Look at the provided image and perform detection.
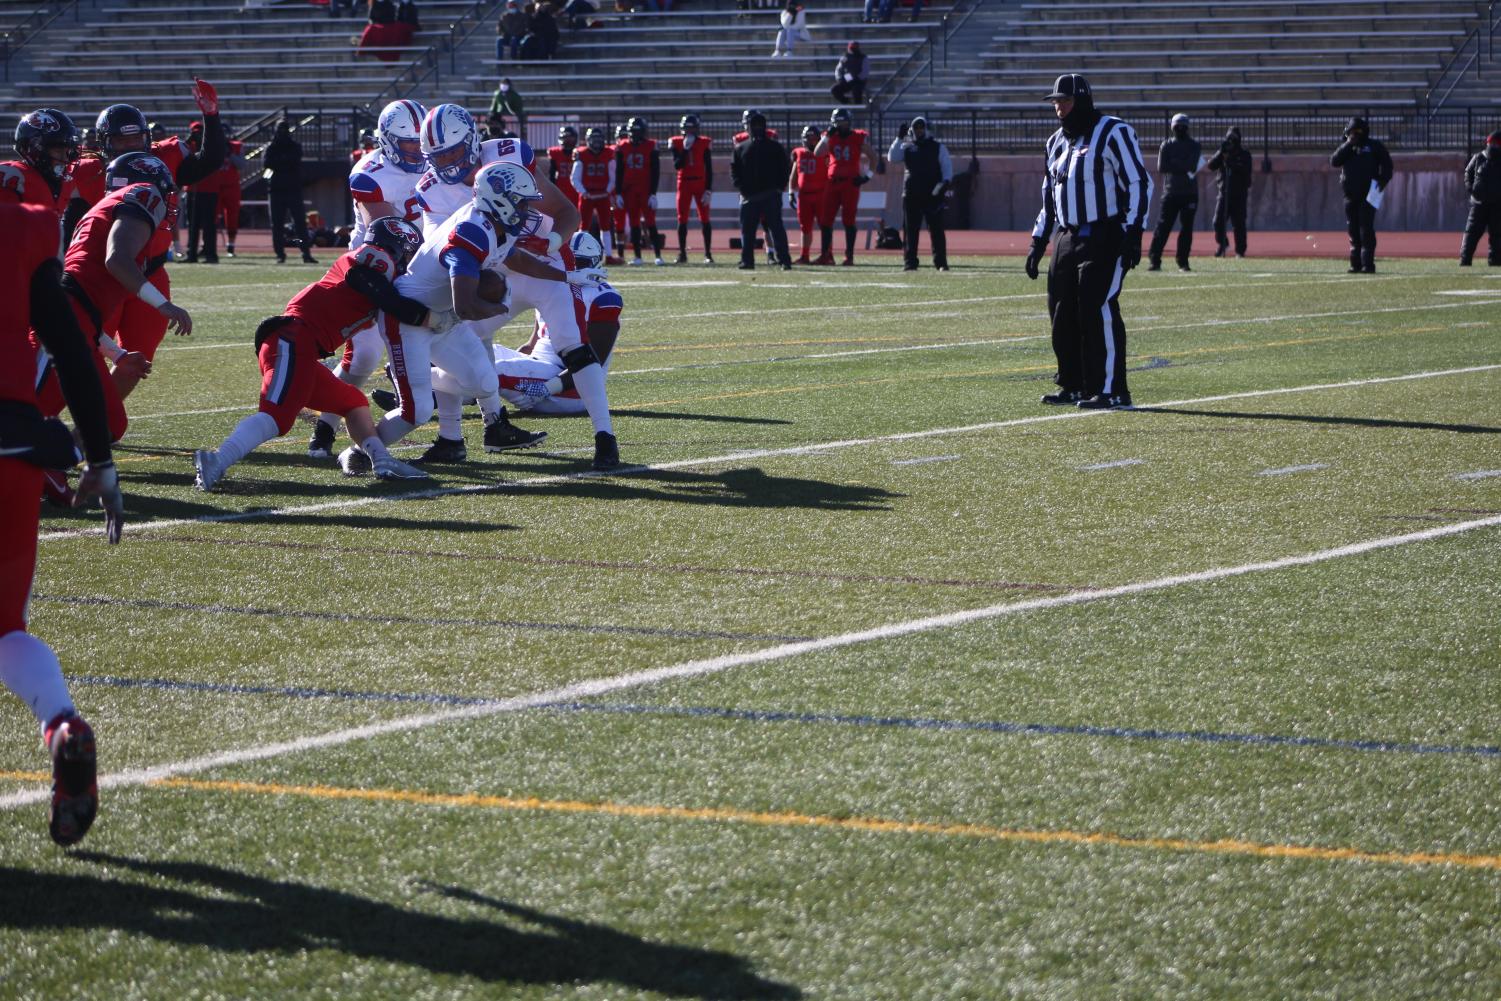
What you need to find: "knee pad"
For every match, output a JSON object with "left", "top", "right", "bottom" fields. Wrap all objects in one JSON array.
[{"left": 561, "top": 344, "right": 600, "bottom": 374}]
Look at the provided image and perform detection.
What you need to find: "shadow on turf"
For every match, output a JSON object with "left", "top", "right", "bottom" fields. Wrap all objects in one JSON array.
[
  {"left": 1138, "top": 407, "right": 1501, "bottom": 435},
  {"left": 3, "top": 855, "right": 800, "bottom": 999},
  {"left": 542, "top": 465, "right": 902, "bottom": 511},
  {"left": 607, "top": 409, "right": 795, "bottom": 426}
]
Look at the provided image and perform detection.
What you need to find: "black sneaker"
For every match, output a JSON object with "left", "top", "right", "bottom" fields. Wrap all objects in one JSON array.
[
  {"left": 370, "top": 388, "right": 399, "bottom": 412},
  {"left": 483, "top": 410, "right": 547, "bottom": 453},
  {"left": 1214, "top": 245, "right": 1227, "bottom": 258},
  {"left": 675, "top": 250, "right": 688, "bottom": 264},
  {"left": 307, "top": 420, "right": 337, "bottom": 459},
  {"left": 1077, "top": 393, "right": 1133, "bottom": 410},
  {"left": 1041, "top": 389, "right": 1085, "bottom": 405},
  {"left": 1177, "top": 261, "right": 1191, "bottom": 272},
  {"left": 1147, "top": 260, "right": 1161, "bottom": 271},
  {"left": 592, "top": 431, "right": 620, "bottom": 471},
  {"left": 302, "top": 254, "right": 320, "bottom": 265},
  {"left": 414, "top": 435, "right": 468, "bottom": 464}
]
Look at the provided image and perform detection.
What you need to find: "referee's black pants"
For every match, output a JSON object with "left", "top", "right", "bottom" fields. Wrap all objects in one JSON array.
[
  {"left": 1048, "top": 223, "right": 1130, "bottom": 399},
  {"left": 901, "top": 191, "right": 946, "bottom": 268},
  {"left": 738, "top": 191, "right": 790, "bottom": 268},
  {"left": 1148, "top": 191, "right": 1196, "bottom": 267},
  {"left": 187, "top": 190, "right": 219, "bottom": 262},
  {"left": 1344, "top": 197, "right": 1377, "bottom": 271}
]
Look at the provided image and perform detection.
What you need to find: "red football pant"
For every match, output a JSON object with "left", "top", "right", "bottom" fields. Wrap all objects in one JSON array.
[
  {"left": 219, "top": 189, "right": 241, "bottom": 241},
  {"left": 676, "top": 187, "right": 709, "bottom": 225},
  {"left": 579, "top": 197, "right": 613, "bottom": 236},
  {"left": 258, "top": 326, "right": 368, "bottom": 435},
  {"left": 623, "top": 192, "right": 656, "bottom": 230},
  {"left": 818, "top": 179, "right": 859, "bottom": 229},
  {"left": 797, "top": 188, "right": 823, "bottom": 240},
  {"left": 35, "top": 300, "right": 129, "bottom": 442},
  {"left": 0, "top": 457, "right": 42, "bottom": 635},
  {"left": 103, "top": 267, "right": 171, "bottom": 362}
]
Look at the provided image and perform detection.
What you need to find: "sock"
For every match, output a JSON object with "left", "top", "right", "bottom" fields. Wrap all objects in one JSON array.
[
  {"left": 820, "top": 226, "right": 833, "bottom": 257},
  {"left": 360, "top": 435, "right": 391, "bottom": 463},
  {"left": 435, "top": 389, "right": 464, "bottom": 440},
  {"left": 0, "top": 631, "right": 75, "bottom": 735},
  {"left": 477, "top": 392, "right": 503, "bottom": 422},
  {"left": 844, "top": 226, "right": 857, "bottom": 258},
  {"left": 571, "top": 362, "right": 612, "bottom": 435},
  {"left": 702, "top": 224, "right": 712, "bottom": 253},
  {"left": 601, "top": 232, "right": 613, "bottom": 257},
  {"left": 677, "top": 222, "right": 688, "bottom": 252},
  {"left": 377, "top": 413, "right": 414, "bottom": 446},
  {"left": 630, "top": 225, "right": 642, "bottom": 257},
  {"left": 216, "top": 411, "right": 279, "bottom": 469}
]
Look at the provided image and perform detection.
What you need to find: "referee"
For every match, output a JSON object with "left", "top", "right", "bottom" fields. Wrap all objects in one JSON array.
[{"left": 1024, "top": 74, "right": 1153, "bottom": 409}]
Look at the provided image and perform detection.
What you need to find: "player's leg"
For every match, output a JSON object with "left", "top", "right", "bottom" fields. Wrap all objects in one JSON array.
[
  {"left": 305, "top": 363, "right": 426, "bottom": 479},
  {"left": 796, "top": 190, "right": 816, "bottom": 262},
  {"left": 114, "top": 268, "right": 172, "bottom": 365},
  {"left": 816, "top": 184, "right": 839, "bottom": 264},
  {"left": 926, "top": 197, "right": 947, "bottom": 270},
  {"left": 840, "top": 184, "right": 859, "bottom": 264},
  {"left": 1044, "top": 233, "right": 1085, "bottom": 401},
  {"left": 644, "top": 201, "right": 662, "bottom": 264},
  {"left": 531, "top": 280, "right": 615, "bottom": 465},
  {"left": 433, "top": 325, "right": 546, "bottom": 453},
  {"left": 376, "top": 315, "right": 437, "bottom": 447},
  {"left": 195, "top": 325, "right": 308, "bottom": 490},
  {"left": 1147, "top": 194, "right": 1175, "bottom": 268},
  {"left": 1176, "top": 199, "right": 1196, "bottom": 269},
  {"left": 312, "top": 324, "right": 385, "bottom": 455},
  {"left": 696, "top": 190, "right": 713, "bottom": 263},
  {"left": 901, "top": 192, "right": 922, "bottom": 270},
  {"left": 675, "top": 188, "right": 691, "bottom": 262},
  {"left": 626, "top": 197, "right": 644, "bottom": 262}
]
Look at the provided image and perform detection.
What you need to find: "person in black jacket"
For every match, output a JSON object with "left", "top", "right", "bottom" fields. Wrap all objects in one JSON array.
[
  {"left": 1331, "top": 116, "right": 1393, "bottom": 274},
  {"left": 730, "top": 113, "right": 791, "bottom": 270},
  {"left": 887, "top": 116, "right": 953, "bottom": 271},
  {"left": 264, "top": 119, "right": 318, "bottom": 265},
  {"left": 1460, "top": 130, "right": 1501, "bottom": 266},
  {"left": 1147, "top": 113, "right": 1201, "bottom": 271},
  {"left": 1206, "top": 127, "right": 1252, "bottom": 258}
]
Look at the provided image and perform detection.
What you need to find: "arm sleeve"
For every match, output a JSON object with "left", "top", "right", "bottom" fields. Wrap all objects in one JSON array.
[
  {"left": 1030, "top": 149, "right": 1055, "bottom": 240},
  {"left": 703, "top": 148, "right": 713, "bottom": 189},
  {"left": 174, "top": 115, "right": 228, "bottom": 187},
  {"left": 1466, "top": 155, "right": 1480, "bottom": 193},
  {"left": 1377, "top": 145, "right": 1394, "bottom": 188},
  {"left": 29, "top": 259, "right": 112, "bottom": 465},
  {"left": 344, "top": 264, "right": 430, "bottom": 325},
  {"left": 605, "top": 158, "right": 615, "bottom": 193},
  {"left": 938, "top": 144, "right": 953, "bottom": 182},
  {"left": 570, "top": 159, "right": 584, "bottom": 192},
  {"left": 63, "top": 197, "right": 89, "bottom": 246},
  {"left": 1330, "top": 143, "right": 1353, "bottom": 167},
  {"left": 650, "top": 148, "right": 660, "bottom": 191},
  {"left": 1112, "top": 124, "right": 1153, "bottom": 229}
]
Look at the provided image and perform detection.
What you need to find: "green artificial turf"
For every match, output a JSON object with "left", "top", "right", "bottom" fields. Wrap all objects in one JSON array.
[{"left": 1, "top": 254, "right": 1498, "bottom": 999}]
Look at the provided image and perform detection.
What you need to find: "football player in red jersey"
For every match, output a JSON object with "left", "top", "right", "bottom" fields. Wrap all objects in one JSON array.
[
  {"left": 669, "top": 114, "right": 714, "bottom": 264},
  {"left": 547, "top": 125, "right": 580, "bottom": 208},
  {"left": 789, "top": 125, "right": 829, "bottom": 264},
  {"left": 615, "top": 116, "right": 662, "bottom": 266},
  {"left": 64, "top": 81, "right": 225, "bottom": 371},
  {"left": 38, "top": 154, "right": 190, "bottom": 448},
  {"left": 0, "top": 109, "right": 81, "bottom": 223},
  {"left": 609, "top": 124, "right": 630, "bottom": 262},
  {"left": 572, "top": 127, "right": 619, "bottom": 263},
  {"left": 813, "top": 106, "right": 875, "bottom": 265},
  {"left": 1, "top": 201, "right": 126, "bottom": 847},
  {"left": 193, "top": 217, "right": 443, "bottom": 490},
  {"left": 217, "top": 137, "right": 245, "bottom": 257}
]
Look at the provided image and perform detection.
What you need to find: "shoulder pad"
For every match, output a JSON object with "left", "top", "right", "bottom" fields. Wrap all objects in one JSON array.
[
  {"left": 349, "top": 171, "right": 386, "bottom": 201},
  {"left": 121, "top": 183, "right": 168, "bottom": 227}
]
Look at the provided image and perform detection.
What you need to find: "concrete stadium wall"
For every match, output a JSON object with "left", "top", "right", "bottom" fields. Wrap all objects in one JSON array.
[{"left": 921, "top": 153, "right": 1475, "bottom": 232}]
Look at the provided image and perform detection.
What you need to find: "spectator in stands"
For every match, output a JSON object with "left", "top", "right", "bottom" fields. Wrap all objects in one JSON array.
[
  {"left": 530, "top": 2, "right": 560, "bottom": 58},
  {"left": 396, "top": 0, "right": 419, "bottom": 28},
  {"left": 1207, "top": 127, "right": 1251, "bottom": 258},
  {"left": 1331, "top": 116, "right": 1393, "bottom": 274},
  {"left": 888, "top": 115, "right": 951, "bottom": 271},
  {"left": 771, "top": 0, "right": 812, "bottom": 57},
  {"left": 489, "top": 78, "right": 528, "bottom": 134},
  {"left": 368, "top": 0, "right": 395, "bottom": 23},
  {"left": 184, "top": 121, "right": 220, "bottom": 264},
  {"left": 1460, "top": 131, "right": 1501, "bottom": 266},
  {"left": 831, "top": 42, "right": 868, "bottom": 106},
  {"left": 328, "top": 0, "right": 357, "bottom": 16},
  {"left": 561, "top": 0, "right": 596, "bottom": 29},
  {"left": 1147, "top": 113, "right": 1200, "bottom": 272},
  {"left": 497, "top": 0, "right": 528, "bottom": 60},
  {"left": 731, "top": 112, "right": 792, "bottom": 270},
  {"left": 357, "top": 0, "right": 413, "bottom": 60},
  {"left": 263, "top": 119, "right": 318, "bottom": 265},
  {"left": 863, "top": 0, "right": 920, "bottom": 22}
]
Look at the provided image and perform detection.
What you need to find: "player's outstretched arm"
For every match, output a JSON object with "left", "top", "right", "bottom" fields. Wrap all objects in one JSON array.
[{"left": 106, "top": 213, "right": 191, "bottom": 335}]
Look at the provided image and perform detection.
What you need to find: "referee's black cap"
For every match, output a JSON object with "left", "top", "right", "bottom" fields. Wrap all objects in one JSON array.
[{"left": 1046, "top": 74, "right": 1091, "bottom": 101}]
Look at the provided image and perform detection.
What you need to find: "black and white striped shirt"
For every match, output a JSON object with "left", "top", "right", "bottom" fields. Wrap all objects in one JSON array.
[{"left": 1032, "top": 115, "right": 1153, "bottom": 239}]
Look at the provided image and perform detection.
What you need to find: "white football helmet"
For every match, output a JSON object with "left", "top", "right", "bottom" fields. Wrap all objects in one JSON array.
[
  {"left": 568, "top": 230, "right": 604, "bottom": 270},
  {"left": 377, "top": 99, "right": 426, "bottom": 174},
  {"left": 420, "top": 103, "right": 479, "bottom": 184},
  {"left": 472, "top": 161, "right": 540, "bottom": 235}
]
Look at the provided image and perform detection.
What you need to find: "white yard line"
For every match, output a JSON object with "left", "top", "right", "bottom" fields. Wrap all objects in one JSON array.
[
  {"left": 1454, "top": 470, "right": 1501, "bottom": 481},
  {"left": 1260, "top": 463, "right": 1330, "bottom": 476},
  {"left": 891, "top": 455, "right": 961, "bottom": 466},
  {"left": 7, "top": 510, "right": 1500, "bottom": 810},
  {"left": 1079, "top": 459, "right": 1145, "bottom": 471},
  {"left": 39, "top": 363, "right": 1501, "bottom": 545}
]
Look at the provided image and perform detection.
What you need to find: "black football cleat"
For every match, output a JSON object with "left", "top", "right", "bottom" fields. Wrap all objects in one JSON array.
[
  {"left": 483, "top": 410, "right": 547, "bottom": 453},
  {"left": 46, "top": 713, "right": 97, "bottom": 847},
  {"left": 369, "top": 388, "right": 399, "bottom": 412},
  {"left": 1076, "top": 393, "right": 1134, "bottom": 410},
  {"left": 414, "top": 435, "right": 468, "bottom": 464},
  {"left": 1041, "top": 389, "right": 1085, "bottom": 406},
  {"left": 592, "top": 431, "right": 620, "bottom": 471},
  {"left": 307, "top": 420, "right": 337, "bottom": 459}
]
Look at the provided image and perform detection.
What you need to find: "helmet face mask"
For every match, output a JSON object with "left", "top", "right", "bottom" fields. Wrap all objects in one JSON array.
[
  {"left": 420, "top": 103, "right": 480, "bottom": 184},
  {"left": 377, "top": 100, "right": 426, "bottom": 174},
  {"left": 615, "top": 125, "right": 629, "bottom": 142},
  {"left": 627, "top": 116, "right": 647, "bottom": 142},
  {"left": 585, "top": 127, "right": 606, "bottom": 153},
  {"left": 568, "top": 230, "right": 604, "bottom": 270},
  {"left": 105, "top": 151, "right": 178, "bottom": 227},
  {"left": 16, "top": 109, "right": 82, "bottom": 179},
  {"left": 830, "top": 108, "right": 851, "bottom": 134},
  {"left": 680, "top": 114, "right": 699, "bottom": 135},
  {"left": 802, "top": 125, "right": 819, "bottom": 149},
  {"left": 559, "top": 125, "right": 578, "bottom": 149},
  {"left": 473, "top": 161, "right": 541, "bottom": 235}
]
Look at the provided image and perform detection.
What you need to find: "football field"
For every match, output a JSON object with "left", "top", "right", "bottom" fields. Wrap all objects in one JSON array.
[{"left": 3, "top": 254, "right": 1500, "bottom": 999}]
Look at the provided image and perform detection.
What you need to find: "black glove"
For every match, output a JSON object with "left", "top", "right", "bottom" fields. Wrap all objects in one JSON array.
[
  {"left": 853, "top": 173, "right": 871, "bottom": 187},
  {"left": 1122, "top": 226, "right": 1143, "bottom": 271},
  {"left": 1024, "top": 236, "right": 1046, "bottom": 280}
]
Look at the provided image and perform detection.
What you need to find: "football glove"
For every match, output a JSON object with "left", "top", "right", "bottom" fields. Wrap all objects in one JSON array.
[
  {"left": 788, "top": 191, "right": 797, "bottom": 210},
  {"left": 565, "top": 268, "right": 607, "bottom": 285},
  {"left": 1122, "top": 225, "right": 1143, "bottom": 271},
  {"left": 191, "top": 78, "right": 220, "bottom": 116},
  {"left": 853, "top": 173, "right": 871, "bottom": 187},
  {"left": 517, "top": 378, "right": 551, "bottom": 399},
  {"left": 1024, "top": 236, "right": 1047, "bottom": 280},
  {"left": 426, "top": 308, "right": 459, "bottom": 333},
  {"left": 76, "top": 461, "right": 124, "bottom": 544}
]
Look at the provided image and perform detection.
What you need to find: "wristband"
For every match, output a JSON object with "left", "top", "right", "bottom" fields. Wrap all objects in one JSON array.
[
  {"left": 136, "top": 282, "right": 168, "bottom": 309},
  {"left": 96, "top": 332, "right": 125, "bottom": 361}
]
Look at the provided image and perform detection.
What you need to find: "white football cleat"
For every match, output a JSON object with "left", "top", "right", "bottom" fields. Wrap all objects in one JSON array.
[
  {"left": 193, "top": 449, "right": 225, "bottom": 492},
  {"left": 373, "top": 453, "right": 431, "bottom": 480},
  {"left": 627, "top": 257, "right": 643, "bottom": 266},
  {"left": 338, "top": 446, "right": 373, "bottom": 477},
  {"left": 654, "top": 256, "right": 665, "bottom": 266}
]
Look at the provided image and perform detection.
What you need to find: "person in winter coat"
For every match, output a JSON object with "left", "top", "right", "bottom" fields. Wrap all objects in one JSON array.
[
  {"left": 1148, "top": 112, "right": 1201, "bottom": 271},
  {"left": 771, "top": 0, "right": 812, "bottom": 57},
  {"left": 1460, "top": 130, "right": 1501, "bottom": 266},
  {"left": 830, "top": 42, "right": 867, "bottom": 104},
  {"left": 1206, "top": 126, "right": 1252, "bottom": 257},
  {"left": 1331, "top": 116, "right": 1394, "bottom": 274}
]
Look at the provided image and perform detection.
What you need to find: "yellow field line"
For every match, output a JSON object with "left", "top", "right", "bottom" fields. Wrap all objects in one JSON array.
[{"left": 126, "top": 776, "right": 1498, "bottom": 873}]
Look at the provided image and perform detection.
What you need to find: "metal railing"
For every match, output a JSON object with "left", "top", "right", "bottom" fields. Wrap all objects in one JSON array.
[
  {"left": 1, "top": 0, "right": 82, "bottom": 82},
  {"left": 1425, "top": 0, "right": 1499, "bottom": 115},
  {"left": 871, "top": 0, "right": 987, "bottom": 112},
  {"left": 363, "top": 0, "right": 495, "bottom": 113}
]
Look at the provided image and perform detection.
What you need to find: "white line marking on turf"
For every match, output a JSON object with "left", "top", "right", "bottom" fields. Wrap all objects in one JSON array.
[
  {"left": 1078, "top": 458, "right": 1144, "bottom": 471},
  {"left": 37, "top": 364, "right": 1501, "bottom": 543},
  {"left": 1434, "top": 290, "right": 1501, "bottom": 296},
  {"left": 9, "top": 512, "right": 1501, "bottom": 810},
  {"left": 892, "top": 455, "right": 961, "bottom": 466},
  {"left": 1454, "top": 470, "right": 1501, "bottom": 480},
  {"left": 1259, "top": 463, "right": 1330, "bottom": 476}
]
